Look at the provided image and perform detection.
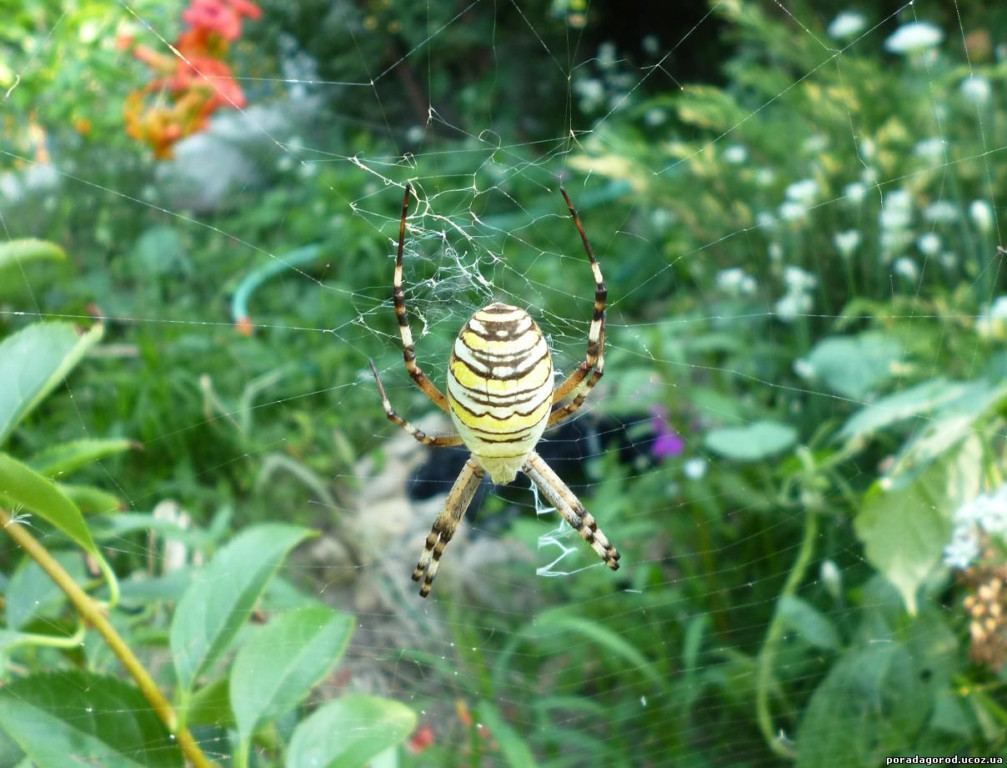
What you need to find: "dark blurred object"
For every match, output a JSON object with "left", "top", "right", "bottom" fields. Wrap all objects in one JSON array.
[{"left": 407, "top": 412, "right": 659, "bottom": 530}]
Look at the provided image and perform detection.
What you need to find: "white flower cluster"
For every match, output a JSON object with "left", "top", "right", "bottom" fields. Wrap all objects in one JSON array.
[
  {"left": 775, "top": 265, "right": 817, "bottom": 321},
  {"left": 715, "top": 267, "right": 757, "bottom": 297},
  {"left": 880, "top": 189, "right": 914, "bottom": 257},
  {"left": 945, "top": 485, "right": 1007, "bottom": 570},
  {"left": 779, "top": 178, "right": 819, "bottom": 222}
]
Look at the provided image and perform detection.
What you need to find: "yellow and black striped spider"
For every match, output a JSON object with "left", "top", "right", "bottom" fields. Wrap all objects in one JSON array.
[{"left": 369, "top": 184, "right": 621, "bottom": 597}]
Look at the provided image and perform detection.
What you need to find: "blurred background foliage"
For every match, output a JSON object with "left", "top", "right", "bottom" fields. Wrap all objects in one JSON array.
[{"left": 1, "top": 0, "right": 1007, "bottom": 766}]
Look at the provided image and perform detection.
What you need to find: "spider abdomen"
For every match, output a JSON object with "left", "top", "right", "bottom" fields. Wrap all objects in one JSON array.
[{"left": 447, "top": 303, "right": 554, "bottom": 483}]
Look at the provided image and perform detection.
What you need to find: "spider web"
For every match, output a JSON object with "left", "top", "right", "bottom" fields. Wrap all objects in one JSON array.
[{"left": 0, "top": 0, "right": 1005, "bottom": 765}]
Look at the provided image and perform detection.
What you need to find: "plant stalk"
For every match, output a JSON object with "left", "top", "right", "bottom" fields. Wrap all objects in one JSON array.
[
  {"left": 0, "top": 507, "right": 217, "bottom": 768},
  {"left": 755, "top": 505, "right": 818, "bottom": 760}
]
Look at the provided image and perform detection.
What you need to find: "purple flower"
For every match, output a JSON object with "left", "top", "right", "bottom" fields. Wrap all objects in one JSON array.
[{"left": 651, "top": 405, "right": 685, "bottom": 460}]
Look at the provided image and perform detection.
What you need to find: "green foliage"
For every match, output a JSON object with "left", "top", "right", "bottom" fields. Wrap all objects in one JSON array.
[{"left": 2, "top": 2, "right": 1007, "bottom": 767}]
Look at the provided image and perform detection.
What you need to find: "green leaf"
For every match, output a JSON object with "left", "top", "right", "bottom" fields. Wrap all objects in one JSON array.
[
  {"left": 0, "top": 452, "right": 96, "bottom": 554},
  {"left": 532, "top": 612, "right": 665, "bottom": 689},
  {"left": 889, "top": 379, "right": 1007, "bottom": 479},
  {"left": 801, "top": 332, "right": 901, "bottom": 401},
  {"left": 285, "top": 695, "right": 416, "bottom": 768},
  {"left": 0, "top": 671, "right": 182, "bottom": 768},
  {"left": 704, "top": 420, "right": 797, "bottom": 461},
  {"left": 777, "top": 595, "right": 840, "bottom": 651},
  {"left": 58, "top": 483, "right": 122, "bottom": 514},
  {"left": 26, "top": 438, "right": 134, "bottom": 478},
  {"left": 185, "top": 677, "right": 233, "bottom": 729},
  {"left": 170, "top": 524, "right": 314, "bottom": 692},
  {"left": 6, "top": 550, "right": 88, "bottom": 630},
  {"left": 475, "top": 701, "right": 537, "bottom": 768},
  {"left": 0, "top": 322, "right": 104, "bottom": 446},
  {"left": 232, "top": 604, "right": 355, "bottom": 744},
  {"left": 0, "top": 239, "right": 65, "bottom": 271},
  {"left": 795, "top": 644, "right": 930, "bottom": 768},
  {"left": 854, "top": 437, "right": 982, "bottom": 614},
  {"left": 838, "top": 378, "right": 966, "bottom": 445}
]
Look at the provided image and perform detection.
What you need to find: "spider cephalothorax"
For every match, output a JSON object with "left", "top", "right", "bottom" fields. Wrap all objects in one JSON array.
[{"left": 369, "top": 183, "right": 620, "bottom": 596}]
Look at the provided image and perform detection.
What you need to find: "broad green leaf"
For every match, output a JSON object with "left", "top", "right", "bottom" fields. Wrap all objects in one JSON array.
[
  {"left": 889, "top": 379, "right": 1007, "bottom": 479},
  {"left": 801, "top": 332, "right": 901, "bottom": 401},
  {"left": 58, "top": 483, "right": 122, "bottom": 514},
  {"left": 777, "top": 595, "right": 840, "bottom": 651},
  {"left": 854, "top": 437, "right": 982, "bottom": 614},
  {"left": 285, "top": 695, "right": 416, "bottom": 768},
  {"left": 6, "top": 550, "right": 88, "bottom": 630},
  {"left": 185, "top": 677, "right": 233, "bottom": 729},
  {"left": 795, "top": 644, "right": 930, "bottom": 768},
  {"left": 0, "top": 322, "right": 104, "bottom": 446},
  {"left": 232, "top": 604, "right": 355, "bottom": 744},
  {"left": 475, "top": 702, "right": 537, "bottom": 768},
  {"left": 0, "top": 452, "right": 96, "bottom": 554},
  {"left": 170, "top": 524, "right": 314, "bottom": 691},
  {"left": 26, "top": 438, "right": 134, "bottom": 478},
  {"left": 0, "top": 239, "right": 65, "bottom": 271},
  {"left": 0, "top": 671, "right": 182, "bottom": 768},
  {"left": 704, "top": 420, "right": 796, "bottom": 461},
  {"left": 838, "top": 378, "right": 967, "bottom": 445}
]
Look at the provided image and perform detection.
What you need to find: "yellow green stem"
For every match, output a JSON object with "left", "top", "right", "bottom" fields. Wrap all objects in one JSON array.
[{"left": 0, "top": 506, "right": 217, "bottom": 768}]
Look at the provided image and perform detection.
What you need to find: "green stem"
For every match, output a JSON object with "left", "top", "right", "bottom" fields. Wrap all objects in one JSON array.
[
  {"left": 755, "top": 505, "right": 818, "bottom": 761},
  {"left": 0, "top": 506, "right": 217, "bottom": 768}
]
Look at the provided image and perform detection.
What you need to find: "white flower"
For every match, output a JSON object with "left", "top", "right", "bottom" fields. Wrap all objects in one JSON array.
[
  {"left": 917, "top": 232, "right": 940, "bottom": 255},
  {"left": 651, "top": 208, "right": 673, "bottom": 231},
  {"left": 785, "top": 178, "right": 819, "bottom": 204},
  {"left": 755, "top": 168, "right": 775, "bottom": 187},
  {"left": 990, "top": 296, "right": 1007, "bottom": 320},
  {"left": 884, "top": 21, "right": 943, "bottom": 55},
  {"left": 803, "top": 135, "right": 828, "bottom": 154},
  {"left": 644, "top": 108, "right": 667, "bottom": 126},
  {"left": 860, "top": 166, "right": 879, "bottom": 185},
  {"left": 939, "top": 252, "right": 958, "bottom": 270},
  {"left": 775, "top": 292, "right": 812, "bottom": 321},
  {"left": 716, "top": 268, "right": 757, "bottom": 296},
  {"left": 881, "top": 229, "right": 914, "bottom": 256},
  {"left": 684, "top": 458, "right": 707, "bottom": 480},
  {"left": 723, "top": 145, "right": 748, "bottom": 164},
  {"left": 859, "top": 138, "right": 877, "bottom": 161},
  {"left": 828, "top": 12, "right": 867, "bottom": 40},
  {"left": 923, "top": 200, "right": 959, "bottom": 223},
  {"left": 717, "top": 267, "right": 745, "bottom": 292},
  {"left": 943, "top": 526, "right": 979, "bottom": 570},
  {"left": 893, "top": 257, "right": 919, "bottom": 281},
  {"left": 642, "top": 35, "right": 659, "bottom": 55},
  {"left": 969, "top": 199, "right": 993, "bottom": 232},
  {"left": 834, "top": 230, "right": 862, "bottom": 258},
  {"left": 914, "top": 137, "right": 946, "bottom": 163},
  {"left": 756, "top": 211, "right": 776, "bottom": 229},
  {"left": 960, "top": 76, "right": 992, "bottom": 105},
  {"left": 880, "top": 190, "right": 913, "bottom": 230},
  {"left": 597, "top": 41, "right": 617, "bottom": 70},
  {"left": 793, "top": 358, "right": 816, "bottom": 379},
  {"left": 820, "top": 559, "right": 842, "bottom": 600},
  {"left": 779, "top": 201, "right": 809, "bottom": 222},
  {"left": 768, "top": 242, "right": 783, "bottom": 262},
  {"left": 406, "top": 125, "right": 425, "bottom": 144},
  {"left": 575, "top": 78, "right": 604, "bottom": 111},
  {"left": 844, "top": 182, "right": 867, "bottom": 205},
  {"left": 783, "top": 265, "right": 817, "bottom": 292}
]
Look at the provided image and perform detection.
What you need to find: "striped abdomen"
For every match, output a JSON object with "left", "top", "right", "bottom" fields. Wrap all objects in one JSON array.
[{"left": 447, "top": 303, "right": 553, "bottom": 483}]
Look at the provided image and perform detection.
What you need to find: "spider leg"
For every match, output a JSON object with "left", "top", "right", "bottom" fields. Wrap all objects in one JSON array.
[
  {"left": 412, "top": 457, "right": 486, "bottom": 597},
  {"left": 523, "top": 451, "right": 620, "bottom": 570},
  {"left": 393, "top": 184, "right": 451, "bottom": 414},
  {"left": 369, "top": 360, "right": 463, "bottom": 447},
  {"left": 552, "top": 187, "right": 606, "bottom": 405}
]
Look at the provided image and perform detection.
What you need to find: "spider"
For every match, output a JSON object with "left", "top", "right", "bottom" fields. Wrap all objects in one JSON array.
[{"left": 369, "top": 183, "right": 621, "bottom": 597}]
